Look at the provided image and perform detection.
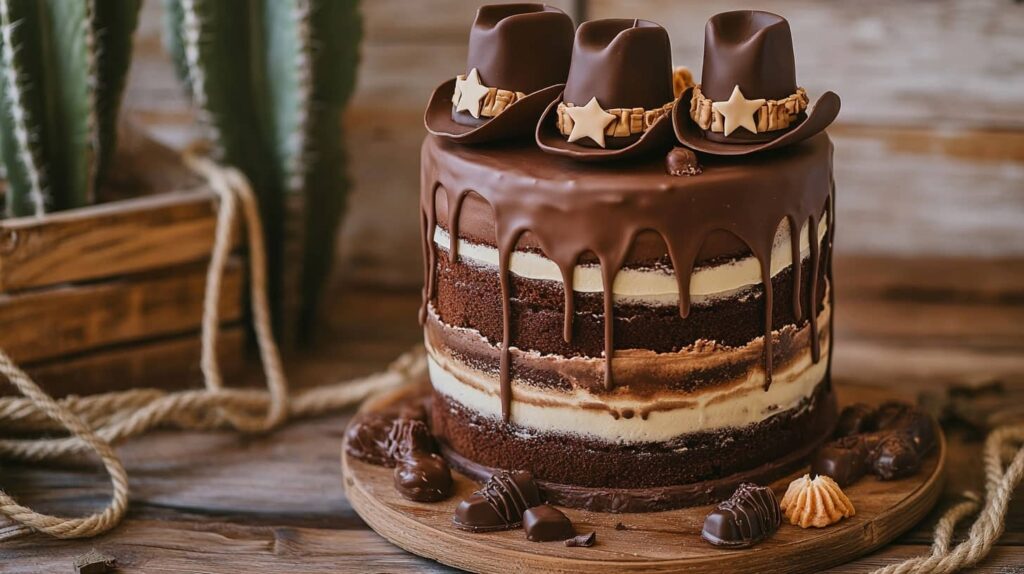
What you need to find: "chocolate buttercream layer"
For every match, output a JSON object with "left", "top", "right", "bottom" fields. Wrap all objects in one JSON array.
[
  {"left": 433, "top": 383, "right": 836, "bottom": 511},
  {"left": 426, "top": 299, "right": 830, "bottom": 397},
  {"left": 435, "top": 247, "right": 828, "bottom": 358}
]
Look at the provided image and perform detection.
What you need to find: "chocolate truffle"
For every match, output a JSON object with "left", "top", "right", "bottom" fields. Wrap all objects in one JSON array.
[
  {"left": 523, "top": 504, "right": 574, "bottom": 542},
  {"left": 811, "top": 435, "right": 869, "bottom": 487},
  {"left": 871, "top": 433, "right": 921, "bottom": 480},
  {"left": 394, "top": 453, "right": 453, "bottom": 502},
  {"left": 701, "top": 483, "right": 781, "bottom": 548},
  {"left": 453, "top": 470, "right": 542, "bottom": 532},
  {"left": 665, "top": 146, "right": 702, "bottom": 176},
  {"left": 894, "top": 410, "right": 937, "bottom": 455},
  {"left": 834, "top": 403, "right": 877, "bottom": 437}
]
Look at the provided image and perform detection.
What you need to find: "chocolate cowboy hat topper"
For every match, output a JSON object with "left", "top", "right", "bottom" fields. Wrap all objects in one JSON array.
[
  {"left": 673, "top": 10, "right": 840, "bottom": 156},
  {"left": 424, "top": 4, "right": 574, "bottom": 145},
  {"left": 536, "top": 18, "right": 677, "bottom": 162}
]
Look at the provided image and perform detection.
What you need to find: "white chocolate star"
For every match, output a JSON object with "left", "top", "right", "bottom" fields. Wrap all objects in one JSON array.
[
  {"left": 564, "top": 97, "right": 616, "bottom": 148},
  {"left": 454, "top": 68, "right": 490, "bottom": 119},
  {"left": 712, "top": 85, "right": 766, "bottom": 137}
]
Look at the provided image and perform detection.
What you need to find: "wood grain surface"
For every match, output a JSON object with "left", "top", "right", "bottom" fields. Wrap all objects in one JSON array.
[{"left": 342, "top": 383, "right": 946, "bottom": 574}]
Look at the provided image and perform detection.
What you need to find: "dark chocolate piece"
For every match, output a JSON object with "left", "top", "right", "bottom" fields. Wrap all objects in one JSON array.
[
  {"left": 811, "top": 435, "right": 868, "bottom": 487},
  {"left": 871, "top": 434, "right": 921, "bottom": 480},
  {"left": 874, "top": 401, "right": 913, "bottom": 431},
  {"left": 564, "top": 531, "right": 596, "bottom": 547},
  {"left": 386, "top": 417, "right": 435, "bottom": 461},
  {"left": 453, "top": 470, "right": 542, "bottom": 532},
  {"left": 614, "top": 522, "right": 627, "bottom": 531},
  {"left": 897, "top": 410, "right": 937, "bottom": 455},
  {"left": 344, "top": 414, "right": 395, "bottom": 466},
  {"left": 345, "top": 414, "right": 435, "bottom": 467},
  {"left": 701, "top": 483, "right": 781, "bottom": 548},
  {"left": 74, "top": 549, "right": 116, "bottom": 574},
  {"left": 394, "top": 453, "right": 453, "bottom": 502},
  {"left": 523, "top": 504, "right": 574, "bottom": 542},
  {"left": 834, "top": 403, "right": 877, "bottom": 437},
  {"left": 665, "top": 147, "right": 702, "bottom": 176}
]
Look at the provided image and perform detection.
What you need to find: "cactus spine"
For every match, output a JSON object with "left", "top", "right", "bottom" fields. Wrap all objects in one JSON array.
[
  {"left": 163, "top": 0, "right": 362, "bottom": 337},
  {"left": 0, "top": 0, "right": 141, "bottom": 216}
]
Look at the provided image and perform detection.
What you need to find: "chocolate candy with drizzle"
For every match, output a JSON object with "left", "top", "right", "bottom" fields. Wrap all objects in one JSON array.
[
  {"left": 345, "top": 414, "right": 433, "bottom": 468},
  {"left": 420, "top": 134, "right": 834, "bottom": 422},
  {"left": 453, "top": 470, "right": 542, "bottom": 532},
  {"left": 701, "top": 483, "right": 781, "bottom": 548}
]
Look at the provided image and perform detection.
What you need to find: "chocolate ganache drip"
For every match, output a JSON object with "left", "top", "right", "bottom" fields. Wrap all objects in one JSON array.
[{"left": 420, "top": 135, "right": 833, "bottom": 422}]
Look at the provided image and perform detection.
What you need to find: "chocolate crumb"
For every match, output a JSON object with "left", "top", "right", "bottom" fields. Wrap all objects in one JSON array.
[
  {"left": 614, "top": 522, "right": 626, "bottom": 531},
  {"left": 73, "top": 549, "right": 116, "bottom": 574},
  {"left": 565, "top": 531, "right": 597, "bottom": 547}
]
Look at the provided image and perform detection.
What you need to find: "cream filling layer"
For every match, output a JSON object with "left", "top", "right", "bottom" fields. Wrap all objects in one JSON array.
[
  {"left": 427, "top": 333, "right": 830, "bottom": 444},
  {"left": 434, "top": 218, "right": 828, "bottom": 305}
]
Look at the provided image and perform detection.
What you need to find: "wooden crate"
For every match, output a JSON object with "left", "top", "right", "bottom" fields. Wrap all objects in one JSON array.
[{"left": 0, "top": 144, "right": 246, "bottom": 398}]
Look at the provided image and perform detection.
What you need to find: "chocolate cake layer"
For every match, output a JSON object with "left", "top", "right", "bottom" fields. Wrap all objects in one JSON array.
[
  {"left": 426, "top": 302, "right": 830, "bottom": 396},
  {"left": 431, "top": 380, "right": 835, "bottom": 491},
  {"left": 434, "top": 244, "right": 829, "bottom": 358}
]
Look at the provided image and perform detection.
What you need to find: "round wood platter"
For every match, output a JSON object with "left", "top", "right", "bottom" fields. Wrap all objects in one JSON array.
[{"left": 342, "top": 382, "right": 946, "bottom": 574}]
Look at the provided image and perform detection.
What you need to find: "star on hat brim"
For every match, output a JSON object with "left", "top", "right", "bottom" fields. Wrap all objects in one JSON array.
[
  {"left": 426, "top": 79, "right": 566, "bottom": 145},
  {"left": 535, "top": 91, "right": 676, "bottom": 163},
  {"left": 673, "top": 87, "right": 841, "bottom": 156}
]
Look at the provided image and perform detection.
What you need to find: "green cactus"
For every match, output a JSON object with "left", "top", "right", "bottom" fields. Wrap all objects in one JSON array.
[
  {"left": 0, "top": 0, "right": 141, "bottom": 217},
  {"left": 162, "top": 0, "right": 362, "bottom": 339}
]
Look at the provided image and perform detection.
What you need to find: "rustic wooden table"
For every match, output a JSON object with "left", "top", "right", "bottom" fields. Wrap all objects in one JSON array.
[{"left": 2, "top": 1, "right": 1023, "bottom": 572}]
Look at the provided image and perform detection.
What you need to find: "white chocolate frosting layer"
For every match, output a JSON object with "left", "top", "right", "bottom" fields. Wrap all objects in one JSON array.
[
  {"left": 435, "top": 217, "right": 828, "bottom": 305},
  {"left": 426, "top": 313, "right": 831, "bottom": 444}
]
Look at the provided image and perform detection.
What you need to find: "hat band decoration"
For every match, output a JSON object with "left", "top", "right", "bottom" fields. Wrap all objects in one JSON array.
[
  {"left": 556, "top": 97, "right": 675, "bottom": 149},
  {"left": 451, "top": 68, "right": 527, "bottom": 120},
  {"left": 689, "top": 84, "right": 809, "bottom": 137}
]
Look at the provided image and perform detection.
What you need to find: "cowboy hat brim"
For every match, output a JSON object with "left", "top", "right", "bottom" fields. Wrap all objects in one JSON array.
[
  {"left": 535, "top": 92, "right": 675, "bottom": 162},
  {"left": 424, "top": 79, "right": 565, "bottom": 145},
  {"left": 672, "top": 87, "right": 841, "bottom": 156}
]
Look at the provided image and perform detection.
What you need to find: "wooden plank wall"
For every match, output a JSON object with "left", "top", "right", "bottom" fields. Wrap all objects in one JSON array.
[{"left": 124, "top": 0, "right": 1024, "bottom": 284}]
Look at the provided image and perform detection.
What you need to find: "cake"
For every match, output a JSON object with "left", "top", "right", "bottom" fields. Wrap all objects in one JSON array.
[{"left": 420, "top": 6, "right": 840, "bottom": 512}]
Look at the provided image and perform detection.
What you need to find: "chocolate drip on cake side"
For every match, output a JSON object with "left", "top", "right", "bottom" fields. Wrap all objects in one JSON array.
[{"left": 421, "top": 137, "right": 833, "bottom": 422}]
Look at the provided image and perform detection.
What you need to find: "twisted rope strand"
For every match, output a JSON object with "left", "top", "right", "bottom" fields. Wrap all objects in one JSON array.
[{"left": 869, "top": 424, "right": 1024, "bottom": 574}]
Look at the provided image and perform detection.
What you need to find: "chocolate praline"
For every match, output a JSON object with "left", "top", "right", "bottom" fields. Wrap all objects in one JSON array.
[
  {"left": 394, "top": 453, "right": 453, "bottom": 502},
  {"left": 701, "top": 483, "right": 781, "bottom": 548},
  {"left": 453, "top": 470, "right": 542, "bottom": 532},
  {"left": 523, "top": 504, "right": 574, "bottom": 542},
  {"left": 812, "top": 435, "right": 869, "bottom": 487}
]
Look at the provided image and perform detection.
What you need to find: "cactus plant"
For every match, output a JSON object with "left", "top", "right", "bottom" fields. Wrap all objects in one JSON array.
[
  {"left": 0, "top": 0, "right": 142, "bottom": 217},
  {"left": 162, "top": 0, "right": 362, "bottom": 338}
]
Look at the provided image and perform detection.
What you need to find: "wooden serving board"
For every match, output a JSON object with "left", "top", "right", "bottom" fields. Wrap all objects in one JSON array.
[{"left": 342, "top": 383, "right": 946, "bottom": 574}]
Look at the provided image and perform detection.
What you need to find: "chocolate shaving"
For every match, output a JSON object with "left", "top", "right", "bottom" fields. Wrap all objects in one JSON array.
[
  {"left": 565, "top": 531, "right": 596, "bottom": 547},
  {"left": 614, "top": 522, "right": 627, "bottom": 531},
  {"left": 73, "top": 549, "right": 116, "bottom": 574}
]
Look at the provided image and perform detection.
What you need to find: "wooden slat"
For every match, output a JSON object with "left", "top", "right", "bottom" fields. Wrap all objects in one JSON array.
[
  {"left": 0, "top": 259, "right": 243, "bottom": 364},
  {"left": 0, "top": 189, "right": 235, "bottom": 293},
  {"left": 16, "top": 326, "right": 246, "bottom": 399}
]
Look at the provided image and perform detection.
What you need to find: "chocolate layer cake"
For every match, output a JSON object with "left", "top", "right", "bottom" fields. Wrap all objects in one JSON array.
[{"left": 420, "top": 7, "right": 839, "bottom": 512}]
